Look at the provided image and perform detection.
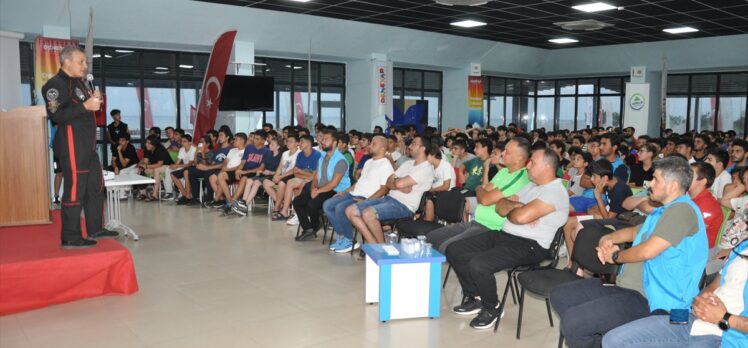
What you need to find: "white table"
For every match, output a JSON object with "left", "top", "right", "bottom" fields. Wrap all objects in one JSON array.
[
  {"left": 362, "top": 244, "right": 446, "bottom": 322},
  {"left": 104, "top": 174, "right": 155, "bottom": 241}
]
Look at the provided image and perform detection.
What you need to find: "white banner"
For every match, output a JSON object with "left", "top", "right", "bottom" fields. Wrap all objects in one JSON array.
[
  {"left": 370, "top": 59, "right": 393, "bottom": 130},
  {"left": 624, "top": 83, "right": 650, "bottom": 136}
]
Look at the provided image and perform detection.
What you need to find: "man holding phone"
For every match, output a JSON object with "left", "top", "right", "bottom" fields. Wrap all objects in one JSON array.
[{"left": 550, "top": 156, "right": 709, "bottom": 348}]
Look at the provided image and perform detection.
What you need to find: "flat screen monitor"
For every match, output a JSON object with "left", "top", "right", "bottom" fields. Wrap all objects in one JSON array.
[{"left": 219, "top": 75, "right": 274, "bottom": 111}]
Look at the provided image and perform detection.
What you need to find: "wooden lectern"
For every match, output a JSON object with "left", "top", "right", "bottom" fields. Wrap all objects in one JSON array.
[{"left": 0, "top": 106, "right": 51, "bottom": 226}]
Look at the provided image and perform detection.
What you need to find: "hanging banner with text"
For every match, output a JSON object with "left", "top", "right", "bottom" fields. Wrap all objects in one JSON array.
[
  {"left": 467, "top": 76, "right": 484, "bottom": 127},
  {"left": 192, "top": 30, "right": 237, "bottom": 145},
  {"left": 624, "top": 83, "right": 650, "bottom": 136},
  {"left": 371, "top": 60, "right": 393, "bottom": 131}
]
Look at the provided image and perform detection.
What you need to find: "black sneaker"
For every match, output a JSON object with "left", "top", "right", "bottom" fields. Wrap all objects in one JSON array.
[
  {"left": 88, "top": 229, "right": 119, "bottom": 239},
  {"left": 210, "top": 200, "right": 226, "bottom": 209},
  {"left": 176, "top": 197, "right": 190, "bottom": 205},
  {"left": 162, "top": 193, "right": 174, "bottom": 200},
  {"left": 469, "top": 307, "right": 501, "bottom": 330},
  {"left": 187, "top": 198, "right": 200, "bottom": 206},
  {"left": 453, "top": 297, "right": 482, "bottom": 316},
  {"left": 53, "top": 196, "right": 60, "bottom": 205},
  {"left": 61, "top": 238, "right": 97, "bottom": 249},
  {"left": 221, "top": 204, "right": 234, "bottom": 216},
  {"left": 202, "top": 200, "right": 214, "bottom": 208},
  {"left": 231, "top": 201, "right": 247, "bottom": 216},
  {"left": 295, "top": 229, "right": 317, "bottom": 241}
]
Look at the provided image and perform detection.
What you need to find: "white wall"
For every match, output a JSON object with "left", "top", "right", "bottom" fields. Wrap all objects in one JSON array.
[{"left": 2, "top": 0, "right": 747, "bottom": 135}]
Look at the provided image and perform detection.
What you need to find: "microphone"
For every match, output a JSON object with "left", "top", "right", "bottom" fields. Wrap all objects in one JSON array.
[{"left": 86, "top": 74, "right": 95, "bottom": 93}]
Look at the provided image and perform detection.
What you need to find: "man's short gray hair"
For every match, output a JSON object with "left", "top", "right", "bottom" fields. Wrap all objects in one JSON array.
[
  {"left": 653, "top": 155, "right": 693, "bottom": 193},
  {"left": 59, "top": 45, "right": 85, "bottom": 65}
]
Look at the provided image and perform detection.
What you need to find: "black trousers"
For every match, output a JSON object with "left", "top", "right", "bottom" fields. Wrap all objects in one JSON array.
[
  {"left": 549, "top": 278, "right": 649, "bottom": 348},
  {"left": 59, "top": 147, "right": 105, "bottom": 242},
  {"left": 292, "top": 183, "right": 336, "bottom": 231},
  {"left": 445, "top": 230, "right": 548, "bottom": 309},
  {"left": 188, "top": 167, "right": 219, "bottom": 200}
]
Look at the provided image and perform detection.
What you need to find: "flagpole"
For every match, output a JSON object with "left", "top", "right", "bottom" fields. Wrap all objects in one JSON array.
[
  {"left": 308, "top": 37, "right": 312, "bottom": 127},
  {"left": 660, "top": 55, "right": 667, "bottom": 137}
]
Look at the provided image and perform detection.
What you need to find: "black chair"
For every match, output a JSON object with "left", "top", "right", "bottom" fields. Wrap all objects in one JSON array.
[
  {"left": 514, "top": 224, "right": 621, "bottom": 342},
  {"left": 492, "top": 227, "right": 567, "bottom": 333},
  {"left": 397, "top": 190, "right": 465, "bottom": 238}
]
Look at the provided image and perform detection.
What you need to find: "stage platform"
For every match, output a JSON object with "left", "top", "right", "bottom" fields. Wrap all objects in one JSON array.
[{"left": 0, "top": 210, "right": 138, "bottom": 316}]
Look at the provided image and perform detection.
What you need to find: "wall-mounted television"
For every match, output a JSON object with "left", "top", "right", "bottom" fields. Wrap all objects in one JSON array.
[{"left": 219, "top": 75, "right": 274, "bottom": 111}]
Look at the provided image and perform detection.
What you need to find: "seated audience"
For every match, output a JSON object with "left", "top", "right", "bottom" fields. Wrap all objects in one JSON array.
[
  {"left": 628, "top": 143, "right": 658, "bottom": 188},
  {"left": 210, "top": 133, "right": 247, "bottom": 213},
  {"left": 294, "top": 129, "right": 351, "bottom": 241},
  {"left": 234, "top": 136, "right": 283, "bottom": 215},
  {"left": 267, "top": 134, "right": 299, "bottom": 219},
  {"left": 345, "top": 135, "right": 435, "bottom": 244},
  {"left": 601, "top": 239, "right": 748, "bottom": 348},
  {"left": 707, "top": 148, "right": 732, "bottom": 199},
  {"left": 323, "top": 135, "right": 393, "bottom": 252},
  {"left": 449, "top": 148, "right": 569, "bottom": 329},
  {"left": 423, "top": 145, "right": 455, "bottom": 221},
  {"left": 193, "top": 130, "right": 232, "bottom": 207},
  {"left": 550, "top": 155, "right": 709, "bottom": 348},
  {"left": 108, "top": 133, "right": 139, "bottom": 176},
  {"left": 276, "top": 135, "right": 321, "bottom": 221},
  {"left": 690, "top": 162, "right": 725, "bottom": 248},
  {"left": 426, "top": 137, "right": 531, "bottom": 253},
  {"left": 168, "top": 135, "right": 196, "bottom": 203},
  {"left": 137, "top": 134, "right": 174, "bottom": 201}
]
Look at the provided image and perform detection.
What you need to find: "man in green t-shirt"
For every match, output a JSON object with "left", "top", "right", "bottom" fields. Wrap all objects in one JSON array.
[{"left": 426, "top": 137, "right": 531, "bottom": 254}]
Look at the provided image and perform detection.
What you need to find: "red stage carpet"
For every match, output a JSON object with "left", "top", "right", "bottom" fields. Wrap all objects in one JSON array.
[{"left": 0, "top": 210, "right": 138, "bottom": 316}]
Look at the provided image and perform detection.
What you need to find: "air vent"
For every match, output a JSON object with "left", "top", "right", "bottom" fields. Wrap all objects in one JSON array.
[
  {"left": 435, "top": 0, "right": 493, "bottom": 6},
  {"left": 554, "top": 19, "right": 613, "bottom": 31}
]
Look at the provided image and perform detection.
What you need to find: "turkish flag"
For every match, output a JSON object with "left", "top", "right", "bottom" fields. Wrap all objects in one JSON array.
[{"left": 192, "top": 30, "right": 237, "bottom": 144}]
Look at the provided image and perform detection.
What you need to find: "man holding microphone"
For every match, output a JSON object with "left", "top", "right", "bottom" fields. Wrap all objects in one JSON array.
[{"left": 42, "top": 45, "right": 118, "bottom": 248}]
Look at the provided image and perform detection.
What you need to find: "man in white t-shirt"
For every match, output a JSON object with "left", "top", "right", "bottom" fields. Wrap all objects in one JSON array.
[
  {"left": 324, "top": 135, "right": 393, "bottom": 252},
  {"left": 423, "top": 145, "right": 456, "bottom": 221},
  {"left": 345, "top": 135, "right": 435, "bottom": 244},
  {"left": 170, "top": 135, "right": 198, "bottom": 204},
  {"left": 208, "top": 133, "right": 247, "bottom": 208},
  {"left": 153, "top": 134, "right": 194, "bottom": 200},
  {"left": 707, "top": 148, "right": 731, "bottom": 199},
  {"left": 266, "top": 134, "right": 299, "bottom": 218}
]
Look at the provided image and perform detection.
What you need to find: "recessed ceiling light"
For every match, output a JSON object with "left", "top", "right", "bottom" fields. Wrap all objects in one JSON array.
[
  {"left": 115, "top": 49, "right": 134, "bottom": 53},
  {"left": 572, "top": 2, "right": 616, "bottom": 12},
  {"left": 450, "top": 20, "right": 487, "bottom": 28},
  {"left": 663, "top": 26, "right": 698, "bottom": 34},
  {"left": 104, "top": 54, "right": 112, "bottom": 58},
  {"left": 155, "top": 66, "right": 169, "bottom": 70},
  {"left": 179, "top": 64, "right": 194, "bottom": 69},
  {"left": 293, "top": 66, "right": 303, "bottom": 70},
  {"left": 290, "top": 0, "right": 311, "bottom": 2},
  {"left": 92, "top": 54, "right": 101, "bottom": 58},
  {"left": 549, "top": 38, "right": 579, "bottom": 44}
]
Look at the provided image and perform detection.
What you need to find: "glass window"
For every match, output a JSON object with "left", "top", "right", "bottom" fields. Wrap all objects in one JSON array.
[
  {"left": 179, "top": 80, "right": 201, "bottom": 133},
  {"left": 178, "top": 53, "right": 208, "bottom": 79},
  {"left": 521, "top": 80, "right": 536, "bottom": 96},
  {"left": 536, "top": 97, "right": 554, "bottom": 130},
  {"left": 144, "top": 80, "right": 177, "bottom": 130},
  {"left": 578, "top": 79, "right": 596, "bottom": 94},
  {"left": 690, "top": 96, "right": 716, "bottom": 132},
  {"left": 558, "top": 80, "right": 576, "bottom": 95},
  {"left": 142, "top": 52, "right": 176, "bottom": 78},
  {"left": 404, "top": 70, "right": 422, "bottom": 89},
  {"left": 424, "top": 71, "right": 441, "bottom": 90},
  {"left": 577, "top": 96, "right": 595, "bottom": 131},
  {"left": 505, "top": 79, "right": 520, "bottom": 95},
  {"left": 105, "top": 78, "right": 141, "bottom": 139},
  {"left": 718, "top": 96, "right": 746, "bottom": 137},
  {"left": 537, "top": 81, "right": 555, "bottom": 96},
  {"left": 293, "top": 63, "right": 319, "bottom": 86},
  {"left": 296, "top": 86, "right": 319, "bottom": 130},
  {"left": 488, "top": 95, "right": 505, "bottom": 127},
  {"left": 424, "top": 91, "right": 440, "bottom": 128},
  {"left": 505, "top": 96, "right": 516, "bottom": 125},
  {"left": 519, "top": 97, "right": 534, "bottom": 130},
  {"left": 720, "top": 73, "right": 748, "bottom": 93},
  {"left": 321, "top": 86, "right": 343, "bottom": 129},
  {"left": 667, "top": 75, "right": 690, "bottom": 94},
  {"left": 666, "top": 96, "right": 688, "bottom": 134},
  {"left": 600, "top": 78, "right": 622, "bottom": 94},
  {"left": 490, "top": 77, "right": 505, "bottom": 95},
  {"left": 320, "top": 64, "right": 345, "bottom": 85},
  {"left": 691, "top": 75, "right": 718, "bottom": 94},
  {"left": 235, "top": 112, "right": 264, "bottom": 134},
  {"left": 558, "top": 97, "right": 575, "bottom": 130},
  {"left": 103, "top": 49, "right": 140, "bottom": 76},
  {"left": 599, "top": 96, "right": 621, "bottom": 128}
]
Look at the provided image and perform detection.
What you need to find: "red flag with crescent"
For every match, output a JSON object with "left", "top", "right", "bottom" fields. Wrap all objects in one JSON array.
[{"left": 193, "top": 30, "right": 237, "bottom": 144}]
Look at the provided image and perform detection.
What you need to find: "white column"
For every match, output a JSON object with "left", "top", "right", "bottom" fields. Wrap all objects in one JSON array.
[{"left": 0, "top": 31, "right": 23, "bottom": 111}]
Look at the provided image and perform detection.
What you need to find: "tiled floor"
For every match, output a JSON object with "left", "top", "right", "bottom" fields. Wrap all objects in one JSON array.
[{"left": 1, "top": 200, "right": 563, "bottom": 347}]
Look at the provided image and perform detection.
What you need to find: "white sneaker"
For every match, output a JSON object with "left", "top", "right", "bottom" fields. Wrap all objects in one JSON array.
[{"left": 286, "top": 214, "right": 299, "bottom": 226}]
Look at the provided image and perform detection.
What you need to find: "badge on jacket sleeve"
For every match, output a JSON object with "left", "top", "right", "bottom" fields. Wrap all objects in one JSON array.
[{"left": 46, "top": 88, "right": 59, "bottom": 112}]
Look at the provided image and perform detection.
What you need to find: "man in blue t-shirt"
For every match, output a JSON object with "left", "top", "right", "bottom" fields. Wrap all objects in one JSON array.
[
  {"left": 189, "top": 129, "right": 233, "bottom": 206},
  {"left": 551, "top": 156, "right": 708, "bottom": 348},
  {"left": 277, "top": 135, "right": 321, "bottom": 220},
  {"left": 227, "top": 131, "right": 270, "bottom": 213}
]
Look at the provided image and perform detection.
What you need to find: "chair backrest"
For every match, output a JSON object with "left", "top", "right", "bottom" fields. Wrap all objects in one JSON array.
[
  {"left": 434, "top": 190, "right": 466, "bottom": 223},
  {"left": 546, "top": 227, "right": 566, "bottom": 268}
]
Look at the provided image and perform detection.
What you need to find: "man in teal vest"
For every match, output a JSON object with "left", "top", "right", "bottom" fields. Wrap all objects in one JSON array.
[
  {"left": 295, "top": 128, "right": 351, "bottom": 241},
  {"left": 551, "top": 155, "right": 708, "bottom": 348}
]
